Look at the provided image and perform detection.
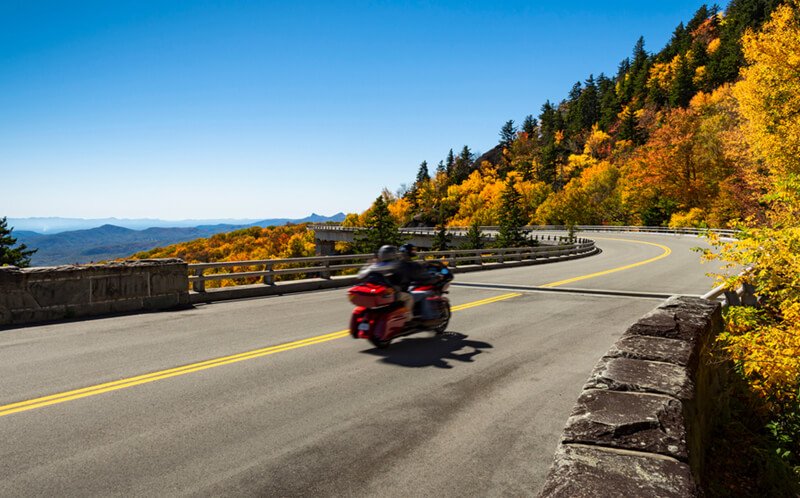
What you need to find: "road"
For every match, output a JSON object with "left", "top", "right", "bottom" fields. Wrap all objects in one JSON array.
[{"left": 0, "top": 233, "right": 721, "bottom": 497}]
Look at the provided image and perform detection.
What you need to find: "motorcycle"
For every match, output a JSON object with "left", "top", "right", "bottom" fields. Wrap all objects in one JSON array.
[{"left": 347, "top": 261, "right": 453, "bottom": 349}]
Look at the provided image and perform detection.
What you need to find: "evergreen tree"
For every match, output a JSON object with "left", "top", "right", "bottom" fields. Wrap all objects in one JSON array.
[
  {"left": 415, "top": 160, "right": 430, "bottom": 184},
  {"left": 450, "top": 145, "right": 473, "bottom": 184},
  {"left": 436, "top": 160, "right": 446, "bottom": 176},
  {"left": 496, "top": 180, "right": 527, "bottom": 248},
  {"left": 445, "top": 148, "right": 455, "bottom": 176},
  {"left": 669, "top": 53, "right": 695, "bottom": 108},
  {"left": 0, "top": 217, "right": 36, "bottom": 267},
  {"left": 538, "top": 101, "right": 562, "bottom": 185},
  {"left": 597, "top": 74, "right": 620, "bottom": 131},
  {"left": 707, "top": 0, "right": 781, "bottom": 87},
  {"left": 461, "top": 221, "right": 484, "bottom": 250},
  {"left": 353, "top": 196, "right": 404, "bottom": 254},
  {"left": 617, "top": 106, "right": 641, "bottom": 143},
  {"left": 499, "top": 120, "right": 517, "bottom": 146},
  {"left": 522, "top": 114, "right": 537, "bottom": 136},
  {"left": 432, "top": 224, "right": 451, "bottom": 251}
]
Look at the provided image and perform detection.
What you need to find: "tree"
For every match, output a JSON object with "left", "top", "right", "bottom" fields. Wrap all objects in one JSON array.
[
  {"left": 450, "top": 145, "right": 474, "bottom": 184},
  {"left": 445, "top": 148, "right": 455, "bottom": 176},
  {"left": 0, "top": 217, "right": 36, "bottom": 267},
  {"left": 496, "top": 179, "right": 527, "bottom": 247},
  {"left": 353, "top": 196, "right": 405, "bottom": 254},
  {"left": 415, "top": 161, "right": 430, "bottom": 184},
  {"left": 462, "top": 221, "right": 484, "bottom": 249},
  {"left": 499, "top": 120, "right": 517, "bottom": 146},
  {"left": 432, "top": 224, "right": 451, "bottom": 251},
  {"left": 522, "top": 115, "right": 537, "bottom": 136},
  {"left": 669, "top": 54, "right": 695, "bottom": 108}
]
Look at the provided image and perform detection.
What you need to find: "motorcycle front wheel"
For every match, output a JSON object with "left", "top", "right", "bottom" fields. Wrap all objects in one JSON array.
[{"left": 434, "top": 302, "right": 451, "bottom": 335}]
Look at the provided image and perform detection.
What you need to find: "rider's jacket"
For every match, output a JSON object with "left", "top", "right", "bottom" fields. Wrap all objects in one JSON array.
[{"left": 357, "top": 260, "right": 436, "bottom": 292}]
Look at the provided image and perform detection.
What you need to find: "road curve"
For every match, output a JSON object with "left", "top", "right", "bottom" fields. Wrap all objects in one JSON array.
[{"left": 0, "top": 233, "right": 721, "bottom": 497}]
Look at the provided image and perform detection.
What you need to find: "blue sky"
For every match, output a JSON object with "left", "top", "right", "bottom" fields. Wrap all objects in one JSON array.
[{"left": 1, "top": 0, "right": 720, "bottom": 220}]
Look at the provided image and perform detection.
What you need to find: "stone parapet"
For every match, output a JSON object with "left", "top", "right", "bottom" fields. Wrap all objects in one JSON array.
[
  {"left": 0, "top": 259, "right": 189, "bottom": 327},
  {"left": 539, "top": 296, "right": 723, "bottom": 497}
]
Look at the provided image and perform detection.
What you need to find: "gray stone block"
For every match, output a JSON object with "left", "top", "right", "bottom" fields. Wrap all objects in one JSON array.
[
  {"left": 584, "top": 357, "right": 693, "bottom": 400},
  {"left": 91, "top": 275, "right": 148, "bottom": 301},
  {"left": 539, "top": 444, "right": 697, "bottom": 497},
  {"left": 563, "top": 389, "right": 687, "bottom": 460},
  {"left": 607, "top": 335, "right": 693, "bottom": 366},
  {"left": 28, "top": 278, "right": 91, "bottom": 307}
]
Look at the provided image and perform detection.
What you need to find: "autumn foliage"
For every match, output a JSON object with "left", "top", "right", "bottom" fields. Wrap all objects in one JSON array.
[{"left": 130, "top": 224, "right": 316, "bottom": 287}]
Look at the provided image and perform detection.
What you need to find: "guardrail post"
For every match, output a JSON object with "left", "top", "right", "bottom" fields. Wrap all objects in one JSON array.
[
  {"left": 323, "top": 259, "right": 331, "bottom": 279},
  {"left": 450, "top": 252, "right": 457, "bottom": 268},
  {"left": 263, "top": 263, "right": 274, "bottom": 285},
  {"left": 192, "top": 268, "right": 205, "bottom": 293}
]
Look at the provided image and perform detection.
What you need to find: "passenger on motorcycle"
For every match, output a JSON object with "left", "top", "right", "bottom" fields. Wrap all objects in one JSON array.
[{"left": 397, "top": 243, "right": 438, "bottom": 321}]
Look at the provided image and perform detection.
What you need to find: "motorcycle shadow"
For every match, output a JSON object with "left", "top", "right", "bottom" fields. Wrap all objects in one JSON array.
[{"left": 362, "top": 332, "right": 493, "bottom": 369}]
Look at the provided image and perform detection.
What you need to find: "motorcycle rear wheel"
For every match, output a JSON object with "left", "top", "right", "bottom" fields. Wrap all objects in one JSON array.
[{"left": 369, "top": 335, "right": 392, "bottom": 349}]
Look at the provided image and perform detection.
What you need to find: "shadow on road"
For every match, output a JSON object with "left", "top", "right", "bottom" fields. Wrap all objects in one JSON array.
[{"left": 362, "top": 331, "right": 493, "bottom": 369}]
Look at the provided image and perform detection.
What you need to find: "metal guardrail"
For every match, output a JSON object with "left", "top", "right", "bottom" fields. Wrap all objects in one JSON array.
[
  {"left": 187, "top": 238, "right": 596, "bottom": 292},
  {"left": 310, "top": 224, "right": 738, "bottom": 238},
  {"left": 701, "top": 267, "right": 758, "bottom": 306}
]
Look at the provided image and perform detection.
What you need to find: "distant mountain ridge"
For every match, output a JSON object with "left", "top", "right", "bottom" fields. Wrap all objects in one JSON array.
[
  {"left": 9, "top": 213, "right": 345, "bottom": 234},
  {"left": 13, "top": 213, "right": 345, "bottom": 266}
]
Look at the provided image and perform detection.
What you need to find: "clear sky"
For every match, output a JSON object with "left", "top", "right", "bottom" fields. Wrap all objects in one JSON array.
[{"left": 1, "top": 0, "right": 721, "bottom": 220}]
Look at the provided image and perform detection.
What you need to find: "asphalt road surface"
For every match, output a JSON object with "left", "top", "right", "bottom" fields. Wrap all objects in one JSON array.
[{"left": 0, "top": 233, "right": 722, "bottom": 497}]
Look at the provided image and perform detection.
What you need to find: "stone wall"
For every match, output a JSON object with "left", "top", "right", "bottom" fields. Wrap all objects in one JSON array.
[
  {"left": 539, "top": 296, "right": 724, "bottom": 497},
  {"left": 0, "top": 259, "right": 189, "bottom": 327}
]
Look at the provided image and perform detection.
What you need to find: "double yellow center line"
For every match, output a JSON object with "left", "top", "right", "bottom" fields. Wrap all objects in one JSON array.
[
  {"left": 1, "top": 237, "right": 671, "bottom": 417},
  {"left": 0, "top": 293, "right": 521, "bottom": 418}
]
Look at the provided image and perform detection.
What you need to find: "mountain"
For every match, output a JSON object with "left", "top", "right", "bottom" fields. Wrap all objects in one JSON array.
[
  {"left": 14, "top": 213, "right": 345, "bottom": 266},
  {"left": 7, "top": 213, "right": 345, "bottom": 234}
]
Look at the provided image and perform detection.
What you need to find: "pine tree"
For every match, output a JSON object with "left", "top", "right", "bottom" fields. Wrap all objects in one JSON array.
[
  {"left": 597, "top": 74, "right": 620, "bottom": 131},
  {"left": 499, "top": 120, "right": 517, "bottom": 146},
  {"left": 522, "top": 115, "right": 537, "bottom": 136},
  {"left": 415, "top": 160, "right": 430, "bottom": 184},
  {"left": 445, "top": 148, "right": 455, "bottom": 176},
  {"left": 0, "top": 217, "right": 37, "bottom": 267},
  {"left": 353, "top": 196, "right": 405, "bottom": 254},
  {"left": 461, "top": 221, "right": 484, "bottom": 249},
  {"left": 450, "top": 145, "right": 473, "bottom": 184},
  {"left": 617, "top": 106, "right": 641, "bottom": 144},
  {"left": 432, "top": 224, "right": 451, "bottom": 251},
  {"left": 669, "top": 53, "right": 695, "bottom": 108},
  {"left": 436, "top": 160, "right": 446, "bottom": 176},
  {"left": 496, "top": 180, "right": 527, "bottom": 248}
]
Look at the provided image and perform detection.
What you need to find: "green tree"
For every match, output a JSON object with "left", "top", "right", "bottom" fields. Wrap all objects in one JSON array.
[
  {"left": 353, "top": 196, "right": 405, "bottom": 254},
  {"left": 445, "top": 148, "right": 455, "bottom": 177},
  {"left": 432, "top": 224, "right": 451, "bottom": 251},
  {"left": 496, "top": 180, "right": 527, "bottom": 247},
  {"left": 522, "top": 115, "right": 537, "bottom": 136},
  {"left": 0, "top": 217, "right": 36, "bottom": 267},
  {"left": 669, "top": 53, "right": 695, "bottom": 108},
  {"left": 450, "top": 145, "right": 474, "bottom": 184},
  {"left": 461, "top": 221, "right": 484, "bottom": 249},
  {"left": 415, "top": 160, "right": 430, "bottom": 184},
  {"left": 499, "top": 120, "right": 517, "bottom": 146}
]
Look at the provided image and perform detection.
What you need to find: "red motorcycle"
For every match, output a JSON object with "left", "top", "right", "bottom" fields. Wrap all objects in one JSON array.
[{"left": 348, "top": 261, "right": 453, "bottom": 349}]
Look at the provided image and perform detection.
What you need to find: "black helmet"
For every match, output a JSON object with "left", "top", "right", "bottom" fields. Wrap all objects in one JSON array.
[
  {"left": 377, "top": 245, "right": 398, "bottom": 262},
  {"left": 399, "top": 243, "right": 418, "bottom": 259}
]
